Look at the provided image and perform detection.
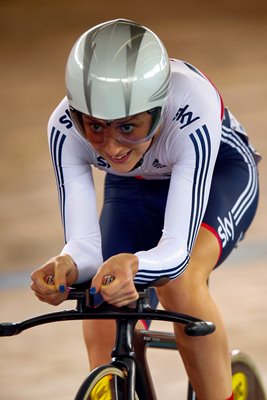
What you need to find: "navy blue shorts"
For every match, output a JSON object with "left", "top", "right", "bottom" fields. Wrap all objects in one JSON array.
[{"left": 99, "top": 127, "right": 259, "bottom": 318}]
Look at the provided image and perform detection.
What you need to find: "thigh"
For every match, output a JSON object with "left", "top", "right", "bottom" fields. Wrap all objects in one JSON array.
[
  {"left": 99, "top": 174, "right": 170, "bottom": 311},
  {"left": 202, "top": 132, "right": 259, "bottom": 267},
  {"left": 99, "top": 174, "right": 170, "bottom": 258}
]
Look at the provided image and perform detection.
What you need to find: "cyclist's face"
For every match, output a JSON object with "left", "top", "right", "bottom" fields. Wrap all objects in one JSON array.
[{"left": 82, "top": 112, "right": 155, "bottom": 173}]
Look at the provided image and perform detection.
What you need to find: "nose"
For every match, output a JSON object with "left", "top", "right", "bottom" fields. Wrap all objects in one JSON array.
[
  {"left": 101, "top": 126, "right": 121, "bottom": 144},
  {"left": 102, "top": 136, "right": 125, "bottom": 152}
]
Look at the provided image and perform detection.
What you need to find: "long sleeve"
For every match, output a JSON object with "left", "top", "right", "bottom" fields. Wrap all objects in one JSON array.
[{"left": 48, "top": 103, "right": 103, "bottom": 283}]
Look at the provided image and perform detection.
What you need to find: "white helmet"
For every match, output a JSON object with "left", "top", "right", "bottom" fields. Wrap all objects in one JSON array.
[{"left": 65, "top": 19, "right": 170, "bottom": 140}]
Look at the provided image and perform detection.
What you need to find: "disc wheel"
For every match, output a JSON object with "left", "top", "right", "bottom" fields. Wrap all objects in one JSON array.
[
  {"left": 74, "top": 364, "right": 139, "bottom": 400},
  {"left": 231, "top": 350, "right": 266, "bottom": 400}
]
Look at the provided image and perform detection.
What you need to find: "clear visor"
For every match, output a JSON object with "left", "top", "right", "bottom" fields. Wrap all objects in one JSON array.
[{"left": 69, "top": 107, "right": 162, "bottom": 145}]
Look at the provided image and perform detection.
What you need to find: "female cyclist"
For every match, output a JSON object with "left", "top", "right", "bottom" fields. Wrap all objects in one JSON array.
[{"left": 31, "top": 19, "right": 260, "bottom": 400}]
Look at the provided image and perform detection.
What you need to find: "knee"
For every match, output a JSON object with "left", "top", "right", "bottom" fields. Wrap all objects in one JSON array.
[
  {"left": 83, "top": 320, "right": 116, "bottom": 369},
  {"left": 156, "top": 261, "right": 210, "bottom": 313},
  {"left": 157, "top": 274, "right": 195, "bottom": 311},
  {"left": 157, "top": 227, "right": 218, "bottom": 311}
]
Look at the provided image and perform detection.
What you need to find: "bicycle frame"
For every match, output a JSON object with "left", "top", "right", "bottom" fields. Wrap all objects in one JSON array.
[
  {"left": 134, "top": 328, "right": 176, "bottom": 399},
  {"left": 0, "top": 286, "right": 215, "bottom": 400},
  {"left": 1, "top": 282, "right": 266, "bottom": 400}
]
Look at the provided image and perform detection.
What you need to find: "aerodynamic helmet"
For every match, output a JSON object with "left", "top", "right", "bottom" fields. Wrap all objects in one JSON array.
[{"left": 65, "top": 19, "right": 171, "bottom": 142}]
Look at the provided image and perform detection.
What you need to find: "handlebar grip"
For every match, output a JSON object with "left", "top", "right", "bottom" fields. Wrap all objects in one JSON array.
[
  {"left": 0, "top": 323, "right": 19, "bottom": 336},
  {"left": 185, "top": 321, "right": 216, "bottom": 336}
]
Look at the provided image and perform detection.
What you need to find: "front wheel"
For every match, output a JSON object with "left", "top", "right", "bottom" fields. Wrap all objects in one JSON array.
[
  {"left": 231, "top": 350, "right": 266, "bottom": 400},
  {"left": 74, "top": 364, "right": 139, "bottom": 400}
]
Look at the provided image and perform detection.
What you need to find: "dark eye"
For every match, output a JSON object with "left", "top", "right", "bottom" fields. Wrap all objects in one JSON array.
[
  {"left": 90, "top": 123, "right": 103, "bottom": 133},
  {"left": 121, "top": 124, "right": 134, "bottom": 134}
]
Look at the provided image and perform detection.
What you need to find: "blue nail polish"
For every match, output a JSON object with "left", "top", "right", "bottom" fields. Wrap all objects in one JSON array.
[
  {"left": 59, "top": 285, "right": 65, "bottom": 293},
  {"left": 90, "top": 287, "right": 96, "bottom": 294}
]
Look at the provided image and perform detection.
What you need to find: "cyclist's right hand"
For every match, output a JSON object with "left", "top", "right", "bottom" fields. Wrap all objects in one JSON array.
[{"left": 31, "top": 254, "right": 78, "bottom": 306}]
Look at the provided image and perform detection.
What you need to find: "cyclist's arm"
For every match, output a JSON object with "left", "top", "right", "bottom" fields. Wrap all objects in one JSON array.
[
  {"left": 47, "top": 102, "right": 103, "bottom": 283},
  {"left": 135, "top": 79, "right": 222, "bottom": 283}
]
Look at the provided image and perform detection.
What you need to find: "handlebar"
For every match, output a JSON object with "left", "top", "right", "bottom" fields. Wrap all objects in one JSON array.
[{"left": 0, "top": 278, "right": 216, "bottom": 337}]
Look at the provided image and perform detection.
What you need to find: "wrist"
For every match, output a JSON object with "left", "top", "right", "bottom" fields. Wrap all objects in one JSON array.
[
  {"left": 60, "top": 253, "right": 79, "bottom": 284},
  {"left": 118, "top": 253, "right": 139, "bottom": 277},
  {"left": 130, "top": 254, "right": 139, "bottom": 277}
]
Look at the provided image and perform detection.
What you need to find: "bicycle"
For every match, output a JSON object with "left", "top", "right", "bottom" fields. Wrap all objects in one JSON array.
[{"left": 0, "top": 279, "right": 266, "bottom": 400}]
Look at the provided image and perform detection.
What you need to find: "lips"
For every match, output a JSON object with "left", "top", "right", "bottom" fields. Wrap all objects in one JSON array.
[{"left": 107, "top": 150, "right": 132, "bottom": 164}]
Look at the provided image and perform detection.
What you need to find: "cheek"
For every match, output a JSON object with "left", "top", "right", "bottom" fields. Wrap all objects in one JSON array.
[
  {"left": 132, "top": 147, "right": 144, "bottom": 158},
  {"left": 89, "top": 141, "right": 102, "bottom": 152},
  {"left": 89, "top": 143, "right": 98, "bottom": 153},
  {"left": 133, "top": 141, "right": 152, "bottom": 155}
]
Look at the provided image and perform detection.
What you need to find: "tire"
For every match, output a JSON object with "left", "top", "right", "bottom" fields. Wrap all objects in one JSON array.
[
  {"left": 231, "top": 350, "right": 266, "bottom": 400},
  {"left": 74, "top": 364, "right": 140, "bottom": 400}
]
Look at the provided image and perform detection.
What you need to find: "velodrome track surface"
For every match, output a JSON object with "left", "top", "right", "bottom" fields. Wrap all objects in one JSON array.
[{"left": 0, "top": 1, "right": 266, "bottom": 398}]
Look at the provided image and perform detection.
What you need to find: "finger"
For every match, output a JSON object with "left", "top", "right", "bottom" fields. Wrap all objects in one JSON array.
[
  {"left": 102, "top": 275, "right": 115, "bottom": 286},
  {"left": 111, "top": 297, "right": 138, "bottom": 308},
  {"left": 31, "top": 264, "right": 58, "bottom": 294},
  {"left": 102, "top": 280, "right": 137, "bottom": 300},
  {"left": 91, "top": 270, "right": 105, "bottom": 292},
  {"left": 45, "top": 275, "right": 55, "bottom": 285},
  {"left": 127, "top": 301, "right": 137, "bottom": 309},
  {"left": 31, "top": 262, "right": 54, "bottom": 282},
  {"left": 103, "top": 288, "right": 139, "bottom": 306},
  {"left": 33, "top": 292, "right": 50, "bottom": 304},
  {"left": 94, "top": 274, "right": 115, "bottom": 297},
  {"left": 34, "top": 290, "right": 68, "bottom": 306},
  {"left": 54, "top": 261, "right": 68, "bottom": 294},
  {"left": 31, "top": 279, "right": 57, "bottom": 295}
]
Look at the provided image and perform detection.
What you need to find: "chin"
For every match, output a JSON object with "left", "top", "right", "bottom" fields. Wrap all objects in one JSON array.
[
  {"left": 111, "top": 163, "right": 133, "bottom": 173},
  {"left": 108, "top": 155, "right": 139, "bottom": 173}
]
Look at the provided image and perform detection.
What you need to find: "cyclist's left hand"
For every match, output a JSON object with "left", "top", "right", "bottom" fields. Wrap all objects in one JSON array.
[{"left": 91, "top": 253, "right": 139, "bottom": 307}]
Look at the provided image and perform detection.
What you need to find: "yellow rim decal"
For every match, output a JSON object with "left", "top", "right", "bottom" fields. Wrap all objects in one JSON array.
[
  {"left": 232, "top": 372, "right": 248, "bottom": 400},
  {"left": 90, "top": 375, "right": 113, "bottom": 399}
]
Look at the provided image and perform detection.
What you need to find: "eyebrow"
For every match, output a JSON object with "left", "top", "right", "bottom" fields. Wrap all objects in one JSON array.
[{"left": 83, "top": 115, "right": 138, "bottom": 125}]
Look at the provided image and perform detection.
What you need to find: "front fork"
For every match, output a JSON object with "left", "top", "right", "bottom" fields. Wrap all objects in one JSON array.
[{"left": 111, "top": 318, "right": 138, "bottom": 400}]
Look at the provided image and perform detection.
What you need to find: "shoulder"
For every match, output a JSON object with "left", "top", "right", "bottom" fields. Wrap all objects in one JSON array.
[
  {"left": 168, "top": 59, "right": 222, "bottom": 110},
  {"left": 155, "top": 60, "right": 223, "bottom": 164},
  {"left": 47, "top": 97, "right": 97, "bottom": 162},
  {"left": 163, "top": 59, "right": 223, "bottom": 134},
  {"left": 48, "top": 97, "right": 74, "bottom": 132},
  {"left": 169, "top": 59, "right": 215, "bottom": 89}
]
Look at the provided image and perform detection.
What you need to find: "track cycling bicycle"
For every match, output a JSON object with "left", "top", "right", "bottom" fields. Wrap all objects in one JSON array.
[{"left": 0, "top": 278, "right": 266, "bottom": 399}]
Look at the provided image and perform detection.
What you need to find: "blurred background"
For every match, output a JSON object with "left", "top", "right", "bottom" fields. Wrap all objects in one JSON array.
[{"left": 0, "top": 1, "right": 266, "bottom": 398}]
